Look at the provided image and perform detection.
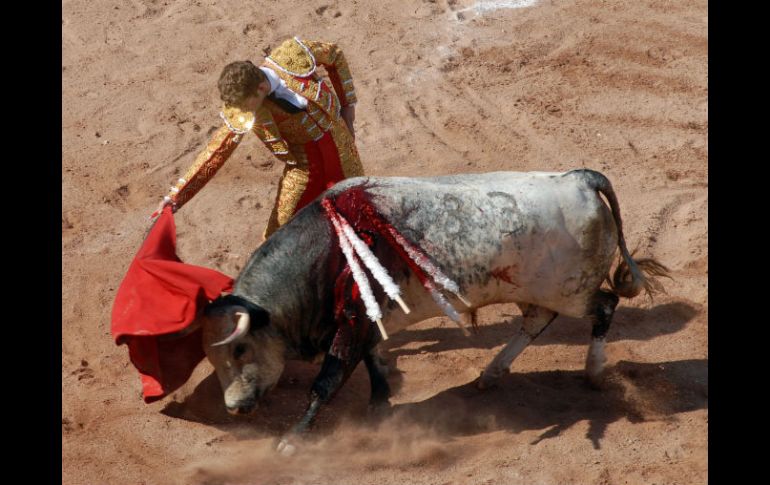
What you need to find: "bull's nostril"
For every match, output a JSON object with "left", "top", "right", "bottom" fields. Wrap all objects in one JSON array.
[{"left": 238, "top": 404, "right": 255, "bottom": 414}]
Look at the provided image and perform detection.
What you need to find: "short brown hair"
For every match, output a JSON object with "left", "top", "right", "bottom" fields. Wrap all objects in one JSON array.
[{"left": 217, "top": 61, "right": 266, "bottom": 105}]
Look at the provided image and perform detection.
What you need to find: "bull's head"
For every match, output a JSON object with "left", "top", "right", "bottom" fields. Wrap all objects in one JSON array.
[{"left": 201, "top": 298, "right": 286, "bottom": 415}]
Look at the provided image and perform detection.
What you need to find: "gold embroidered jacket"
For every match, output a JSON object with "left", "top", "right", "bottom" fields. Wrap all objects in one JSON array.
[{"left": 166, "top": 37, "right": 358, "bottom": 209}]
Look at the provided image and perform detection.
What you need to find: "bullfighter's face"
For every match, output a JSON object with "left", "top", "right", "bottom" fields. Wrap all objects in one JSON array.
[
  {"left": 241, "top": 80, "right": 271, "bottom": 112},
  {"left": 201, "top": 310, "right": 286, "bottom": 415}
]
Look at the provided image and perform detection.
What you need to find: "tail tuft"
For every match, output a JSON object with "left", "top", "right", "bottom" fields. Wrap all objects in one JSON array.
[{"left": 610, "top": 254, "right": 671, "bottom": 299}]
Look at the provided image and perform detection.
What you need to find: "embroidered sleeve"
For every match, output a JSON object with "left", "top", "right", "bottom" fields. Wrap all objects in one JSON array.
[
  {"left": 167, "top": 125, "right": 240, "bottom": 209},
  {"left": 253, "top": 107, "right": 299, "bottom": 165},
  {"left": 303, "top": 40, "right": 358, "bottom": 107}
]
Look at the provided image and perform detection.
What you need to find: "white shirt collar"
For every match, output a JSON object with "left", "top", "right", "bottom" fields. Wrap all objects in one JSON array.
[{"left": 258, "top": 66, "right": 308, "bottom": 109}]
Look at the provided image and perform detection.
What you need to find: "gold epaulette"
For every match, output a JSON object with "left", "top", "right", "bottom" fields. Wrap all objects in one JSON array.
[{"left": 264, "top": 37, "right": 316, "bottom": 77}]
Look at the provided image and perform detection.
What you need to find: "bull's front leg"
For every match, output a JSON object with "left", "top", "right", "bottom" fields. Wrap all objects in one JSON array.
[
  {"left": 363, "top": 345, "right": 391, "bottom": 412},
  {"left": 276, "top": 353, "right": 355, "bottom": 455}
]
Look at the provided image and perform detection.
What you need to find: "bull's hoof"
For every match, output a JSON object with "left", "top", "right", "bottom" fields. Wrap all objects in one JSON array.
[
  {"left": 585, "top": 371, "right": 606, "bottom": 390},
  {"left": 475, "top": 371, "right": 498, "bottom": 391},
  {"left": 367, "top": 400, "right": 392, "bottom": 420},
  {"left": 275, "top": 438, "right": 297, "bottom": 457},
  {"left": 585, "top": 354, "right": 607, "bottom": 390}
]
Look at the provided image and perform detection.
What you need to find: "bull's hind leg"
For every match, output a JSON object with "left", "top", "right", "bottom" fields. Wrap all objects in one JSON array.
[
  {"left": 477, "top": 303, "right": 558, "bottom": 390},
  {"left": 585, "top": 290, "right": 620, "bottom": 388}
]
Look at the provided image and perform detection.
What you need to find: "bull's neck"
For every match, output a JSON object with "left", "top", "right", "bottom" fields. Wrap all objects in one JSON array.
[{"left": 233, "top": 203, "right": 338, "bottom": 358}]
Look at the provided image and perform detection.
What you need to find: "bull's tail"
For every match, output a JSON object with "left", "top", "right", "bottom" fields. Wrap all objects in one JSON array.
[{"left": 569, "top": 169, "right": 671, "bottom": 299}]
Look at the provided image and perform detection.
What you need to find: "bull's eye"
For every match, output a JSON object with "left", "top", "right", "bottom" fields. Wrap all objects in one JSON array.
[{"left": 233, "top": 343, "right": 247, "bottom": 360}]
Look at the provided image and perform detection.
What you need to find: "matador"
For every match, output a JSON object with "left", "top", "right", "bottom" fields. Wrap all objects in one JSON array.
[{"left": 155, "top": 37, "right": 364, "bottom": 239}]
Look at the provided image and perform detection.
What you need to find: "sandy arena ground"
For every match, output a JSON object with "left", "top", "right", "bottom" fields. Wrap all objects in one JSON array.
[{"left": 62, "top": 0, "right": 707, "bottom": 483}]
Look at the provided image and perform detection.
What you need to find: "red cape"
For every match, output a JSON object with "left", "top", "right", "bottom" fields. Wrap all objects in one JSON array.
[{"left": 111, "top": 207, "right": 233, "bottom": 402}]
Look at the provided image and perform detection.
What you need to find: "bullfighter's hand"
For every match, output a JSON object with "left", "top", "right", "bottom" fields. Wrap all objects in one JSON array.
[{"left": 150, "top": 197, "right": 176, "bottom": 221}]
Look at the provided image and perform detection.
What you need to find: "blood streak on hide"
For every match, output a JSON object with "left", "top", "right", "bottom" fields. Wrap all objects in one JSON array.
[{"left": 490, "top": 265, "right": 520, "bottom": 288}]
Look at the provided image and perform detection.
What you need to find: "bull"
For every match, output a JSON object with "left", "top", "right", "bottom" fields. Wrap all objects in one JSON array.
[{"left": 199, "top": 169, "right": 668, "bottom": 452}]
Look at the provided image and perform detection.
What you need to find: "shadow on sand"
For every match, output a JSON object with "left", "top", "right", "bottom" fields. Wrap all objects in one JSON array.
[
  {"left": 161, "top": 359, "right": 405, "bottom": 437},
  {"left": 162, "top": 356, "right": 706, "bottom": 449},
  {"left": 383, "top": 301, "right": 700, "bottom": 358},
  {"left": 389, "top": 358, "right": 707, "bottom": 449},
  {"left": 161, "top": 299, "right": 703, "bottom": 449}
]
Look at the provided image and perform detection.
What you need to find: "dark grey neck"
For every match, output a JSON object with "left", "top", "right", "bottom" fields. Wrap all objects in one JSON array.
[{"left": 233, "top": 202, "right": 339, "bottom": 359}]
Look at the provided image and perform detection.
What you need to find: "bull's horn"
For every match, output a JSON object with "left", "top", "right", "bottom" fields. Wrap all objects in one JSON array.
[{"left": 211, "top": 311, "right": 251, "bottom": 347}]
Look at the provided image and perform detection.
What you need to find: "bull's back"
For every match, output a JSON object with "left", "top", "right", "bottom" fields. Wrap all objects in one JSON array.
[{"left": 330, "top": 171, "right": 618, "bottom": 317}]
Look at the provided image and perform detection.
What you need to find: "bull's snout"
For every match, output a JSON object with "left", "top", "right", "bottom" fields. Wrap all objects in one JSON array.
[{"left": 227, "top": 402, "right": 258, "bottom": 415}]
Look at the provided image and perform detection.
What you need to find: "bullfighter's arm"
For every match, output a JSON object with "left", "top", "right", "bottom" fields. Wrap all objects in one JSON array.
[
  {"left": 302, "top": 39, "right": 358, "bottom": 107},
  {"left": 165, "top": 125, "right": 241, "bottom": 210},
  {"left": 252, "top": 106, "right": 300, "bottom": 166}
]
